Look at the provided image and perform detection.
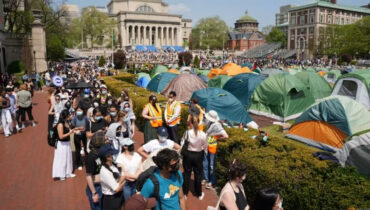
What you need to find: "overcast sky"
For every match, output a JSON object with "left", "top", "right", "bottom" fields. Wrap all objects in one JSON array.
[{"left": 66, "top": 0, "right": 369, "bottom": 29}]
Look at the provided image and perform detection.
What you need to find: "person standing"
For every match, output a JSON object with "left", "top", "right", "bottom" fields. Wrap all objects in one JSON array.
[
  {"left": 141, "top": 95, "right": 163, "bottom": 143},
  {"left": 182, "top": 115, "right": 207, "bottom": 200},
  {"left": 17, "top": 84, "right": 37, "bottom": 128},
  {"left": 71, "top": 107, "right": 89, "bottom": 170},
  {"left": 164, "top": 91, "right": 181, "bottom": 144},
  {"left": 0, "top": 89, "right": 13, "bottom": 137}
]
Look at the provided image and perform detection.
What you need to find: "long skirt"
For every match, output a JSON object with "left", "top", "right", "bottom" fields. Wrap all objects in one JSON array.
[
  {"left": 144, "top": 120, "right": 157, "bottom": 144},
  {"left": 52, "top": 140, "right": 73, "bottom": 178}
]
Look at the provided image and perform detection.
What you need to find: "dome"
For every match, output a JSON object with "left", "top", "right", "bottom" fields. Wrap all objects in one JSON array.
[{"left": 237, "top": 11, "right": 257, "bottom": 23}]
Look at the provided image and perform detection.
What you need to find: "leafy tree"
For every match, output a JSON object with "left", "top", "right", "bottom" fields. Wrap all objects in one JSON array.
[
  {"left": 178, "top": 52, "right": 193, "bottom": 66},
  {"left": 265, "top": 27, "right": 286, "bottom": 47},
  {"left": 46, "top": 33, "right": 65, "bottom": 61},
  {"left": 113, "top": 50, "right": 126, "bottom": 69},
  {"left": 7, "top": 61, "right": 25, "bottom": 74},
  {"left": 99, "top": 56, "right": 106, "bottom": 67},
  {"left": 191, "top": 16, "right": 229, "bottom": 50},
  {"left": 193, "top": 55, "right": 200, "bottom": 68}
]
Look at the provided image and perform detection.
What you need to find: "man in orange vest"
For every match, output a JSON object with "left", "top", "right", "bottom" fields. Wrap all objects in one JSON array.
[
  {"left": 164, "top": 91, "right": 182, "bottom": 144},
  {"left": 142, "top": 95, "right": 163, "bottom": 143}
]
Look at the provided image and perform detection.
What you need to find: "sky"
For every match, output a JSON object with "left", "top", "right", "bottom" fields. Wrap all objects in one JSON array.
[{"left": 66, "top": 0, "right": 369, "bottom": 29}]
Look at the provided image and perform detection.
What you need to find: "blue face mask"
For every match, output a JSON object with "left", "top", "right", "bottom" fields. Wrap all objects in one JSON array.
[
  {"left": 95, "top": 116, "right": 102, "bottom": 121},
  {"left": 84, "top": 94, "right": 89, "bottom": 98},
  {"left": 76, "top": 111, "right": 83, "bottom": 116},
  {"left": 110, "top": 112, "right": 117, "bottom": 117}
]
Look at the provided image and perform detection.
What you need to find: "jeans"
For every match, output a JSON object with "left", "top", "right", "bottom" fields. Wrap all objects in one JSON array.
[
  {"left": 86, "top": 184, "right": 102, "bottom": 210},
  {"left": 203, "top": 152, "right": 216, "bottom": 186},
  {"left": 123, "top": 181, "right": 136, "bottom": 202}
]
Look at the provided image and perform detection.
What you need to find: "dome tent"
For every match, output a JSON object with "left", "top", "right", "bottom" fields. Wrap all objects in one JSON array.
[
  {"left": 146, "top": 72, "right": 178, "bottom": 93},
  {"left": 286, "top": 96, "right": 370, "bottom": 152},
  {"left": 191, "top": 88, "right": 257, "bottom": 128},
  {"left": 249, "top": 73, "right": 315, "bottom": 121},
  {"left": 161, "top": 74, "right": 207, "bottom": 102},
  {"left": 137, "top": 72, "right": 151, "bottom": 81},
  {"left": 294, "top": 71, "right": 332, "bottom": 100},
  {"left": 136, "top": 76, "right": 150, "bottom": 88},
  {"left": 332, "top": 70, "right": 370, "bottom": 110},
  {"left": 324, "top": 69, "right": 341, "bottom": 84},
  {"left": 223, "top": 73, "right": 264, "bottom": 108},
  {"left": 151, "top": 65, "right": 168, "bottom": 78},
  {"left": 207, "top": 75, "right": 231, "bottom": 88}
]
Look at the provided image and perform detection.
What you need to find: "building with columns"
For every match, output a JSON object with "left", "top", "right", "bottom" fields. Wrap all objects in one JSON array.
[
  {"left": 107, "top": 0, "right": 192, "bottom": 49},
  {"left": 287, "top": 0, "right": 370, "bottom": 59}
]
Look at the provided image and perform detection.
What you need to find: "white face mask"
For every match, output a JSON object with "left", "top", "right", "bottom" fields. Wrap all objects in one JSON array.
[
  {"left": 169, "top": 98, "right": 174, "bottom": 102},
  {"left": 93, "top": 102, "right": 99, "bottom": 108},
  {"left": 158, "top": 136, "right": 167, "bottom": 142}
]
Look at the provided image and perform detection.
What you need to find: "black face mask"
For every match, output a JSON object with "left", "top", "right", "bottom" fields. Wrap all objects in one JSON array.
[
  {"left": 128, "top": 144, "right": 135, "bottom": 152},
  {"left": 116, "top": 131, "right": 121, "bottom": 137},
  {"left": 170, "top": 161, "right": 179, "bottom": 172},
  {"left": 151, "top": 99, "right": 157, "bottom": 104}
]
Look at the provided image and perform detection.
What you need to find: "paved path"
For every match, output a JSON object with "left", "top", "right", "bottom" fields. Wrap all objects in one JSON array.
[{"left": 0, "top": 92, "right": 218, "bottom": 210}]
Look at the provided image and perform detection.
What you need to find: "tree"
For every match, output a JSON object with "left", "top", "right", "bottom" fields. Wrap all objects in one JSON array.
[
  {"left": 193, "top": 55, "right": 200, "bottom": 68},
  {"left": 46, "top": 33, "right": 65, "bottom": 61},
  {"left": 99, "top": 56, "right": 106, "bottom": 67},
  {"left": 113, "top": 50, "right": 126, "bottom": 69},
  {"left": 178, "top": 51, "right": 193, "bottom": 67},
  {"left": 265, "top": 27, "right": 286, "bottom": 47},
  {"left": 191, "top": 16, "right": 229, "bottom": 50}
]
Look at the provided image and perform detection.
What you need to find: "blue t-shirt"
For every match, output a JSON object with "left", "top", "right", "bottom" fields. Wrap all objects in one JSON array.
[{"left": 141, "top": 169, "right": 183, "bottom": 210}]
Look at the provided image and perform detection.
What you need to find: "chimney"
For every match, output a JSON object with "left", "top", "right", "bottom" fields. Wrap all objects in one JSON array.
[{"left": 331, "top": 0, "right": 337, "bottom": 4}]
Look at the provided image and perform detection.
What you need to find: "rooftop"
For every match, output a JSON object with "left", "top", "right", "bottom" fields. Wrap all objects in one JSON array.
[
  {"left": 289, "top": 1, "right": 370, "bottom": 14},
  {"left": 236, "top": 11, "right": 258, "bottom": 23}
]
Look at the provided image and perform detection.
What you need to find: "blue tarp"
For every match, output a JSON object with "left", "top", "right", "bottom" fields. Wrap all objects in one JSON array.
[
  {"left": 136, "top": 45, "right": 157, "bottom": 52},
  {"left": 191, "top": 88, "right": 253, "bottom": 125},
  {"left": 162, "top": 46, "right": 184, "bottom": 52},
  {"left": 136, "top": 76, "right": 150, "bottom": 88}
]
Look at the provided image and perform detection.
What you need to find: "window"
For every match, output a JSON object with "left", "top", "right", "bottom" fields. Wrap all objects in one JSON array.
[
  {"left": 136, "top": 5, "right": 154, "bottom": 13},
  {"left": 309, "top": 27, "right": 314, "bottom": 34},
  {"left": 320, "top": 14, "right": 324, "bottom": 23},
  {"left": 299, "top": 16, "right": 305, "bottom": 24},
  {"left": 335, "top": 17, "right": 339, "bottom": 24},
  {"left": 341, "top": 18, "right": 344, "bottom": 25},
  {"left": 346, "top": 18, "right": 350, "bottom": 24},
  {"left": 310, "top": 15, "right": 314, "bottom": 24},
  {"left": 338, "top": 80, "right": 358, "bottom": 99},
  {"left": 327, "top": 15, "right": 332, "bottom": 24},
  {"left": 291, "top": 17, "right": 296, "bottom": 25}
]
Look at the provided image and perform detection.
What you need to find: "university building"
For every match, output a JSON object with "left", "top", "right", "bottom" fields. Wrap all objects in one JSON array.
[{"left": 287, "top": 0, "right": 370, "bottom": 59}]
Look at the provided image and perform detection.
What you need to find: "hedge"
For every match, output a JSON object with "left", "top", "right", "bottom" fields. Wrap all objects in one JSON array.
[{"left": 105, "top": 74, "right": 370, "bottom": 210}]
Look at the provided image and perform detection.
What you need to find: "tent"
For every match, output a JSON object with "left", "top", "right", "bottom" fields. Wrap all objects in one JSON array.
[
  {"left": 332, "top": 70, "right": 370, "bottom": 109},
  {"left": 223, "top": 73, "right": 264, "bottom": 108},
  {"left": 286, "top": 96, "right": 370, "bottom": 152},
  {"left": 136, "top": 76, "right": 150, "bottom": 88},
  {"left": 197, "top": 69, "right": 210, "bottom": 77},
  {"left": 198, "top": 75, "right": 209, "bottom": 83},
  {"left": 242, "top": 62, "right": 253, "bottom": 69},
  {"left": 260, "top": 68, "right": 285, "bottom": 78},
  {"left": 221, "top": 63, "right": 251, "bottom": 77},
  {"left": 294, "top": 71, "right": 332, "bottom": 100},
  {"left": 324, "top": 70, "right": 341, "bottom": 84},
  {"left": 151, "top": 65, "right": 168, "bottom": 78},
  {"left": 317, "top": 71, "right": 326, "bottom": 77},
  {"left": 207, "top": 75, "right": 231, "bottom": 88},
  {"left": 207, "top": 68, "right": 224, "bottom": 79},
  {"left": 191, "top": 88, "right": 257, "bottom": 127},
  {"left": 168, "top": 69, "right": 180, "bottom": 74},
  {"left": 161, "top": 74, "right": 207, "bottom": 102},
  {"left": 334, "top": 131, "right": 370, "bottom": 175},
  {"left": 179, "top": 66, "right": 192, "bottom": 74},
  {"left": 137, "top": 73, "right": 151, "bottom": 81},
  {"left": 249, "top": 73, "right": 315, "bottom": 121},
  {"left": 146, "top": 72, "right": 178, "bottom": 93}
]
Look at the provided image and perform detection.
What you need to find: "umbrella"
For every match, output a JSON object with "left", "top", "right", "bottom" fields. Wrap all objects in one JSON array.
[{"left": 66, "top": 81, "right": 93, "bottom": 89}]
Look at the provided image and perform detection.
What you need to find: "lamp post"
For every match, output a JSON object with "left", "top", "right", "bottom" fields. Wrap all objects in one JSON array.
[{"left": 33, "top": 50, "right": 36, "bottom": 73}]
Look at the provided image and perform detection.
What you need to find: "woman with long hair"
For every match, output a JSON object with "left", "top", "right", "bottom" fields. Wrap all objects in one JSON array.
[
  {"left": 254, "top": 188, "right": 283, "bottom": 210},
  {"left": 182, "top": 115, "right": 207, "bottom": 200}
]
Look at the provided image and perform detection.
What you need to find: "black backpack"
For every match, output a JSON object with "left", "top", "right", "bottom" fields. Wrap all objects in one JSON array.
[
  {"left": 136, "top": 166, "right": 181, "bottom": 210},
  {"left": 47, "top": 126, "right": 58, "bottom": 147}
]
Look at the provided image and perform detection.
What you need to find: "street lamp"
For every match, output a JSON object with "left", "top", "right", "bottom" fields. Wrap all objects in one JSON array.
[{"left": 33, "top": 50, "right": 36, "bottom": 73}]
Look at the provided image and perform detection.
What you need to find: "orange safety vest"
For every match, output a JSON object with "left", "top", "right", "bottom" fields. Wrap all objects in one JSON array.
[
  {"left": 165, "top": 100, "right": 181, "bottom": 126},
  {"left": 196, "top": 104, "right": 204, "bottom": 131},
  {"left": 145, "top": 103, "right": 163, "bottom": 128},
  {"left": 207, "top": 135, "right": 222, "bottom": 154}
]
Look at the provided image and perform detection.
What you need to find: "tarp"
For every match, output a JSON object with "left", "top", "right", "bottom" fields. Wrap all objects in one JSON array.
[
  {"left": 161, "top": 74, "right": 207, "bottom": 102},
  {"left": 294, "top": 71, "right": 332, "bottom": 100},
  {"left": 223, "top": 73, "right": 264, "bottom": 108},
  {"left": 207, "top": 75, "right": 231, "bottom": 88},
  {"left": 249, "top": 73, "right": 315, "bottom": 121},
  {"left": 146, "top": 72, "right": 178, "bottom": 93},
  {"left": 136, "top": 76, "right": 150, "bottom": 88},
  {"left": 191, "top": 88, "right": 253, "bottom": 125},
  {"left": 151, "top": 65, "right": 168, "bottom": 78}
]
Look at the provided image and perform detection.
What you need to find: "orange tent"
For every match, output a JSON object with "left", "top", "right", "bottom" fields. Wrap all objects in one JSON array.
[
  {"left": 221, "top": 63, "right": 251, "bottom": 76},
  {"left": 207, "top": 68, "right": 224, "bottom": 79},
  {"left": 168, "top": 69, "right": 180, "bottom": 74},
  {"left": 317, "top": 71, "right": 326, "bottom": 77}
]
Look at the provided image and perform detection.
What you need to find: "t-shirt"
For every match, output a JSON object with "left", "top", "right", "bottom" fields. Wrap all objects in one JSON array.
[
  {"left": 87, "top": 119, "right": 108, "bottom": 134},
  {"left": 141, "top": 169, "right": 183, "bottom": 210},
  {"left": 116, "top": 152, "right": 142, "bottom": 176},
  {"left": 72, "top": 116, "right": 88, "bottom": 135},
  {"left": 142, "top": 140, "right": 175, "bottom": 154},
  {"left": 100, "top": 165, "right": 120, "bottom": 195},
  {"left": 85, "top": 153, "right": 102, "bottom": 176}
]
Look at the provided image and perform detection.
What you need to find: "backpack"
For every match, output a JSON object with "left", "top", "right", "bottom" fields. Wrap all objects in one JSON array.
[
  {"left": 136, "top": 166, "right": 181, "bottom": 210},
  {"left": 47, "top": 126, "right": 58, "bottom": 147}
]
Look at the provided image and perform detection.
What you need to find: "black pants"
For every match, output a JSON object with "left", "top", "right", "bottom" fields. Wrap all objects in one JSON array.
[
  {"left": 48, "top": 114, "right": 54, "bottom": 133},
  {"left": 19, "top": 105, "right": 34, "bottom": 122},
  {"left": 183, "top": 151, "right": 204, "bottom": 197},
  {"left": 167, "top": 125, "right": 179, "bottom": 144},
  {"left": 102, "top": 191, "right": 123, "bottom": 210},
  {"left": 74, "top": 134, "right": 87, "bottom": 166}
]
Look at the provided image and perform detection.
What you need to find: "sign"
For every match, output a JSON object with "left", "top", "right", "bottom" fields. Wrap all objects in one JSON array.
[{"left": 52, "top": 76, "right": 64, "bottom": 87}]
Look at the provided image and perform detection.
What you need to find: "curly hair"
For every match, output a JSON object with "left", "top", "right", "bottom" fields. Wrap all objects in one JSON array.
[{"left": 152, "top": 148, "right": 179, "bottom": 170}]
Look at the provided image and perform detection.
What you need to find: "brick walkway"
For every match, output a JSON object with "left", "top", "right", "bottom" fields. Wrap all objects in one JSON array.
[{"left": 0, "top": 91, "right": 218, "bottom": 210}]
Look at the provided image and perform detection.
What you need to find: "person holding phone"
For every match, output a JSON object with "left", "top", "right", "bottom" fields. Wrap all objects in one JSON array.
[{"left": 72, "top": 107, "right": 89, "bottom": 170}]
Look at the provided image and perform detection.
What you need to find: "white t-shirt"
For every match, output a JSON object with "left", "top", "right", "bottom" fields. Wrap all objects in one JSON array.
[
  {"left": 100, "top": 165, "right": 120, "bottom": 195},
  {"left": 116, "top": 152, "right": 142, "bottom": 175},
  {"left": 142, "top": 139, "right": 175, "bottom": 154}
]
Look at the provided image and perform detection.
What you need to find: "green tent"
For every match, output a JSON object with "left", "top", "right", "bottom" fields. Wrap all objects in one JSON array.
[
  {"left": 295, "top": 71, "right": 332, "bottom": 100},
  {"left": 151, "top": 65, "right": 168, "bottom": 78},
  {"left": 191, "top": 88, "right": 255, "bottom": 126},
  {"left": 207, "top": 75, "right": 231, "bottom": 88},
  {"left": 223, "top": 73, "right": 264, "bottom": 108},
  {"left": 137, "top": 72, "right": 151, "bottom": 81},
  {"left": 249, "top": 73, "right": 315, "bottom": 121},
  {"left": 324, "top": 70, "right": 341, "bottom": 84},
  {"left": 197, "top": 70, "right": 210, "bottom": 77},
  {"left": 146, "top": 72, "right": 178, "bottom": 93}
]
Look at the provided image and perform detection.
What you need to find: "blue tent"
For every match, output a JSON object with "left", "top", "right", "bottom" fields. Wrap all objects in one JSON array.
[
  {"left": 191, "top": 88, "right": 253, "bottom": 125},
  {"left": 146, "top": 72, "right": 178, "bottom": 93},
  {"left": 198, "top": 74, "right": 209, "bottom": 83},
  {"left": 242, "top": 62, "right": 253, "bottom": 69},
  {"left": 136, "top": 76, "right": 150, "bottom": 88},
  {"left": 223, "top": 73, "right": 264, "bottom": 108}
]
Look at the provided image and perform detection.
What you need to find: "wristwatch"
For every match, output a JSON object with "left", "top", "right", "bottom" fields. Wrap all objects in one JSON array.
[{"left": 93, "top": 191, "right": 98, "bottom": 195}]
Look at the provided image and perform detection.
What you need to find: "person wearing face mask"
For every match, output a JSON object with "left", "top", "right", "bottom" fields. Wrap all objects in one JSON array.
[
  {"left": 105, "top": 106, "right": 119, "bottom": 125},
  {"left": 105, "top": 123, "right": 124, "bottom": 160},
  {"left": 87, "top": 108, "right": 109, "bottom": 140},
  {"left": 254, "top": 188, "right": 283, "bottom": 210},
  {"left": 141, "top": 95, "right": 163, "bottom": 143},
  {"left": 219, "top": 160, "right": 249, "bottom": 210},
  {"left": 137, "top": 127, "right": 181, "bottom": 171},
  {"left": 140, "top": 148, "right": 186, "bottom": 210},
  {"left": 164, "top": 91, "right": 182, "bottom": 144},
  {"left": 116, "top": 138, "right": 142, "bottom": 202},
  {"left": 117, "top": 111, "right": 132, "bottom": 138},
  {"left": 97, "top": 85, "right": 111, "bottom": 116},
  {"left": 119, "top": 89, "right": 133, "bottom": 109},
  {"left": 121, "top": 102, "right": 136, "bottom": 136},
  {"left": 71, "top": 107, "right": 89, "bottom": 170},
  {"left": 79, "top": 89, "right": 93, "bottom": 114}
]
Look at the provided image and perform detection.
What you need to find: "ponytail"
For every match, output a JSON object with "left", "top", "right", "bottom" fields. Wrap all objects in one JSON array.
[{"left": 191, "top": 115, "right": 199, "bottom": 136}]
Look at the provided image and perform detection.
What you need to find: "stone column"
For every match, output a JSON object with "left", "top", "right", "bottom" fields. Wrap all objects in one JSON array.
[
  {"left": 149, "top": 27, "right": 152, "bottom": 46},
  {"left": 161, "top": 28, "right": 164, "bottom": 47},
  {"left": 165, "top": 28, "right": 168, "bottom": 46},
  {"left": 178, "top": 27, "right": 182, "bottom": 47},
  {"left": 138, "top": 26, "right": 142, "bottom": 45},
  {"left": 31, "top": 10, "right": 47, "bottom": 73},
  {"left": 172, "top": 28, "right": 176, "bottom": 46}
]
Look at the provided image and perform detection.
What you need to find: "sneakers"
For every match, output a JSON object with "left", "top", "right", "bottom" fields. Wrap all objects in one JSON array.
[
  {"left": 60, "top": 177, "right": 66, "bottom": 181},
  {"left": 201, "top": 180, "right": 207, "bottom": 186},
  {"left": 198, "top": 192, "right": 205, "bottom": 200},
  {"left": 16, "top": 124, "right": 21, "bottom": 131},
  {"left": 205, "top": 183, "right": 213, "bottom": 190},
  {"left": 21, "top": 124, "right": 25, "bottom": 129},
  {"left": 32, "top": 122, "right": 37, "bottom": 127},
  {"left": 80, "top": 148, "right": 85, "bottom": 155},
  {"left": 5, "top": 134, "right": 11, "bottom": 137},
  {"left": 78, "top": 166, "right": 83, "bottom": 171},
  {"left": 66, "top": 174, "right": 76, "bottom": 178}
]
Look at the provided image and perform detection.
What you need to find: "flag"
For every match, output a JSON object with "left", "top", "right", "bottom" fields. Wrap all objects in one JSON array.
[{"left": 252, "top": 62, "right": 261, "bottom": 74}]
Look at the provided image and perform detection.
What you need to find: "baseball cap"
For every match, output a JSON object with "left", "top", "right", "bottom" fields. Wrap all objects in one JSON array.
[
  {"left": 98, "top": 144, "right": 119, "bottom": 158},
  {"left": 124, "top": 194, "right": 156, "bottom": 210},
  {"left": 157, "top": 127, "right": 168, "bottom": 137}
]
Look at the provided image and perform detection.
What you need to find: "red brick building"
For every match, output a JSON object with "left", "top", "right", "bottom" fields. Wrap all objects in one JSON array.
[{"left": 227, "top": 12, "right": 265, "bottom": 51}]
